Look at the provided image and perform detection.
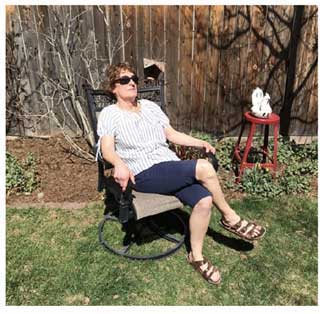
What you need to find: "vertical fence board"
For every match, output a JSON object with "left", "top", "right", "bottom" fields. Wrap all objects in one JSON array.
[
  {"left": 165, "top": 5, "right": 179, "bottom": 128},
  {"left": 191, "top": 6, "right": 209, "bottom": 131},
  {"left": 290, "top": 5, "right": 308, "bottom": 135},
  {"left": 290, "top": 5, "right": 318, "bottom": 135},
  {"left": 142, "top": 6, "right": 151, "bottom": 59},
  {"left": 237, "top": 6, "right": 252, "bottom": 127},
  {"left": 306, "top": 6, "right": 318, "bottom": 136},
  {"left": 106, "top": 5, "right": 123, "bottom": 65},
  {"left": 273, "top": 5, "right": 294, "bottom": 115},
  {"left": 251, "top": 6, "right": 265, "bottom": 88},
  {"left": 263, "top": 5, "right": 277, "bottom": 109},
  {"left": 135, "top": 6, "right": 145, "bottom": 79},
  {"left": 204, "top": 6, "right": 222, "bottom": 134},
  {"left": 122, "top": 6, "right": 137, "bottom": 68},
  {"left": 93, "top": 5, "right": 109, "bottom": 77},
  {"left": 221, "top": 5, "right": 242, "bottom": 136},
  {"left": 246, "top": 6, "right": 258, "bottom": 95},
  {"left": 33, "top": 6, "right": 53, "bottom": 135},
  {"left": 50, "top": 6, "right": 83, "bottom": 136},
  {"left": 6, "top": 6, "right": 28, "bottom": 136},
  {"left": 150, "top": 6, "right": 165, "bottom": 61},
  {"left": 178, "top": 5, "right": 194, "bottom": 132},
  {"left": 19, "top": 6, "right": 49, "bottom": 136},
  {"left": 78, "top": 5, "right": 98, "bottom": 85}
]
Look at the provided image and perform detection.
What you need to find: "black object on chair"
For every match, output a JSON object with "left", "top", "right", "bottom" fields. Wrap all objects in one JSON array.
[{"left": 84, "top": 81, "right": 188, "bottom": 260}]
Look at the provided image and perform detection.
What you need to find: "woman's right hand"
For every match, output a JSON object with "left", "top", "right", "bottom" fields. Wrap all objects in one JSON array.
[{"left": 113, "top": 162, "right": 135, "bottom": 191}]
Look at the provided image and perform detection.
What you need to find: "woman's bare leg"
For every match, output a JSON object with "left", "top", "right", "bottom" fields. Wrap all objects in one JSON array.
[
  {"left": 189, "top": 195, "right": 220, "bottom": 283},
  {"left": 195, "top": 159, "right": 263, "bottom": 237}
]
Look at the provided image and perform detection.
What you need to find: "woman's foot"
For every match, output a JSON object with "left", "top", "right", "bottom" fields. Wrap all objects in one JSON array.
[
  {"left": 220, "top": 217, "right": 266, "bottom": 241},
  {"left": 187, "top": 252, "right": 221, "bottom": 285}
]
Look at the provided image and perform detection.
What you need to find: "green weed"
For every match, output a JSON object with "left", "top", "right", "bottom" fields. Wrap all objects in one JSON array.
[
  {"left": 187, "top": 132, "right": 318, "bottom": 198},
  {"left": 6, "top": 152, "right": 39, "bottom": 195}
]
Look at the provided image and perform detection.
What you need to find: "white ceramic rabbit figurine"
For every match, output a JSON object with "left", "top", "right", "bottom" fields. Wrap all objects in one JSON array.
[{"left": 251, "top": 87, "right": 272, "bottom": 118}]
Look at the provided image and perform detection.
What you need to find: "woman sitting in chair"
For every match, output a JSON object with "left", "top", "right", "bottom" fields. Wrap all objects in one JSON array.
[{"left": 97, "top": 62, "right": 266, "bottom": 286}]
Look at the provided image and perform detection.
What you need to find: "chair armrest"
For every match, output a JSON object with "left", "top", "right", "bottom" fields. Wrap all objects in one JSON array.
[
  {"left": 169, "top": 144, "right": 219, "bottom": 172},
  {"left": 205, "top": 151, "right": 219, "bottom": 172}
]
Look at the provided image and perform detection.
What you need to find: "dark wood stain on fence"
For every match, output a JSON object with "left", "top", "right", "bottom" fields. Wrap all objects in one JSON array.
[{"left": 6, "top": 5, "right": 318, "bottom": 137}]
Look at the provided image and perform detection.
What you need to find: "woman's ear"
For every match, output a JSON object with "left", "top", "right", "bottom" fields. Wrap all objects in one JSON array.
[{"left": 111, "top": 85, "right": 117, "bottom": 97}]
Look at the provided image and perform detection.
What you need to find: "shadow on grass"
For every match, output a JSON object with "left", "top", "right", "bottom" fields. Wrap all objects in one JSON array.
[
  {"left": 206, "top": 228, "right": 254, "bottom": 252},
  {"left": 99, "top": 209, "right": 254, "bottom": 256},
  {"left": 91, "top": 199, "right": 254, "bottom": 261},
  {"left": 175, "top": 210, "right": 254, "bottom": 253}
]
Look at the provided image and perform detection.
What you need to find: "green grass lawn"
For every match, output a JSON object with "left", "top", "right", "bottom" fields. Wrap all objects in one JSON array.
[{"left": 6, "top": 196, "right": 317, "bottom": 306}]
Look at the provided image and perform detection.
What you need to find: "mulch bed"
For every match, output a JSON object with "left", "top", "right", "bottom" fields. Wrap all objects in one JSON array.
[
  {"left": 7, "top": 135, "right": 315, "bottom": 209},
  {"left": 6, "top": 136, "right": 101, "bottom": 207}
]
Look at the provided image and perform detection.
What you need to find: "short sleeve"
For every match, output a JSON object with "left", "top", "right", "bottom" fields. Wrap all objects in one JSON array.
[
  {"left": 97, "top": 106, "right": 116, "bottom": 138},
  {"left": 144, "top": 100, "right": 170, "bottom": 128}
]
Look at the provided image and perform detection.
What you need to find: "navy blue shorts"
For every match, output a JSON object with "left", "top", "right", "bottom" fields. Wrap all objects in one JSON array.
[{"left": 134, "top": 160, "right": 212, "bottom": 208}]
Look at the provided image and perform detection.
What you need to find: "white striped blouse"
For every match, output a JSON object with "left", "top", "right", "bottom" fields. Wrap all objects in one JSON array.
[{"left": 97, "top": 99, "right": 179, "bottom": 175}]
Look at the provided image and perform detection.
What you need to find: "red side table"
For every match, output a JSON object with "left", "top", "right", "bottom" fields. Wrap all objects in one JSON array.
[{"left": 233, "top": 111, "right": 280, "bottom": 182}]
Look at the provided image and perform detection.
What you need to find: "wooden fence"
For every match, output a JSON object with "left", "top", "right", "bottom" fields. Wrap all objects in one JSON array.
[{"left": 6, "top": 5, "right": 318, "bottom": 137}]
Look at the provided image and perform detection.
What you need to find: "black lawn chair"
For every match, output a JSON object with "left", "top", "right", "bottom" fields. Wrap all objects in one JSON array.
[{"left": 83, "top": 81, "right": 218, "bottom": 260}]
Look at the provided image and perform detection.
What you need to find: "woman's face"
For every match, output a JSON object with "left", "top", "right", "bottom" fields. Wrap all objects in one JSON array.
[{"left": 112, "top": 70, "right": 138, "bottom": 101}]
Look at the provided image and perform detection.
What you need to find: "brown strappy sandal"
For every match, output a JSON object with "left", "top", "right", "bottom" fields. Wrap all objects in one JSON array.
[
  {"left": 220, "top": 218, "right": 266, "bottom": 241},
  {"left": 187, "top": 252, "right": 221, "bottom": 286}
]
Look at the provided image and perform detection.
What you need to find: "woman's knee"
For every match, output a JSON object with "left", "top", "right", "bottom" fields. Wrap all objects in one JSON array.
[
  {"left": 194, "top": 196, "right": 213, "bottom": 215},
  {"left": 196, "top": 159, "right": 216, "bottom": 180}
]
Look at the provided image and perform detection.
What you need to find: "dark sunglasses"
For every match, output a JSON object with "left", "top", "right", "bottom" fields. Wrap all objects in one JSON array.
[{"left": 115, "top": 75, "right": 139, "bottom": 85}]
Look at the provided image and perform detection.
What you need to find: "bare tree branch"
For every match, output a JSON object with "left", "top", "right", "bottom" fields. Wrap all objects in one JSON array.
[{"left": 6, "top": 5, "right": 127, "bottom": 159}]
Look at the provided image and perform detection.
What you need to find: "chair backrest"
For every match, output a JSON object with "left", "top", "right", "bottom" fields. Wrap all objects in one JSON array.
[
  {"left": 83, "top": 81, "right": 165, "bottom": 145},
  {"left": 83, "top": 80, "right": 166, "bottom": 193}
]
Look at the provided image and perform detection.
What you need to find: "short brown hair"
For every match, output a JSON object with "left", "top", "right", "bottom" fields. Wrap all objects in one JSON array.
[{"left": 103, "top": 62, "right": 136, "bottom": 94}]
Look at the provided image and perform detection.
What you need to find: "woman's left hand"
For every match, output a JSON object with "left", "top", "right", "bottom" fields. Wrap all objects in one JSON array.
[{"left": 202, "top": 141, "right": 216, "bottom": 154}]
